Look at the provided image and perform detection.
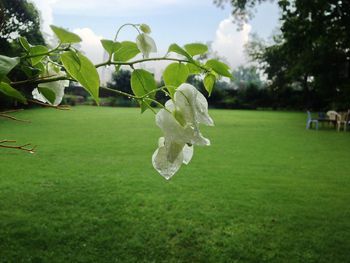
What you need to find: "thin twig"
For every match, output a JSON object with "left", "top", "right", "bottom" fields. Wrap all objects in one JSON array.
[
  {"left": 21, "top": 43, "right": 62, "bottom": 59},
  {"left": 144, "top": 97, "right": 164, "bottom": 109},
  {"left": 0, "top": 109, "right": 24, "bottom": 114},
  {"left": 143, "top": 97, "right": 172, "bottom": 114},
  {"left": 101, "top": 86, "right": 167, "bottom": 100},
  {"left": 114, "top": 23, "right": 141, "bottom": 41},
  {"left": 101, "top": 86, "right": 136, "bottom": 98},
  {"left": 95, "top": 57, "right": 200, "bottom": 69},
  {"left": 28, "top": 99, "right": 70, "bottom": 110},
  {"left": 11, "top": 57, "right": 206, "bottom": 87},
  {"left": 0, "top": 140, "right": 36, "bottom": 153},
  {"left": 0, "top": 113, "right": 31, "bottom": 123},
  {"left": 10, "top": 76, "right": 73, "bottom": 86}
]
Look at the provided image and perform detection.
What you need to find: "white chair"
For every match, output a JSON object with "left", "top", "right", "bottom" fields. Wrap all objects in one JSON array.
[
  {"left": 346, "top": 110, "right": 350, "bottom": 131},
  {"left": 326, "top": 110, "right": 340, "bottom": 129},
  {"left": 306, "top": 111, "right": 318, "bottom": 130},
  {"left": 337, "top": 110, "right": 350, "bottom": 131}
]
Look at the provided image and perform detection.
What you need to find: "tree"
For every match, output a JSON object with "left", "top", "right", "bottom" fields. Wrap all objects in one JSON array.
[
  {"left": 214, "top": 0, "right": 270, "bottom": 27},
  {"left": 233, "top": 0, "right": 350, "bottom": 109},
  {"left": 232, "top": 65, "right": 262, "bottom": 88},
  {"left": 0, "top": 0, "right": 46, "bottom": 108},
  {"left": 106, "top": 69, "right": 132, "bottom": 96},
  {"left": 0, "top": 0, "right": 45, "bottom": 55},
  {"left": 278, "top": 0, "right": 350, "bottom": 109}
]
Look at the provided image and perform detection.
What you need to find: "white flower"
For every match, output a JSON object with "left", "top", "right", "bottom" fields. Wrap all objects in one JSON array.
[
  {"left": 136, "top": 33, "right": 157, "bottom": 59},
  {"left": 152, "top": 83, "right": 213, "bottom": 180},
  {"left": 32, "top": 65, "right": 69, "bottom": 106},
  {"left": 152, "top": 137, "right": 193, "bottom": 180},
  {"left": 175, "top": 83, "right": 214, "bottom": 127}
]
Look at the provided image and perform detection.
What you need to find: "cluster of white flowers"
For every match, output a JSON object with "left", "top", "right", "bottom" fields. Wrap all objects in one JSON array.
[
  {"left": 32, "top": 65, "right": 69, "bottom": 106},
  {"left": 152, "top": 83, "right": 214, "bottom": 180}
]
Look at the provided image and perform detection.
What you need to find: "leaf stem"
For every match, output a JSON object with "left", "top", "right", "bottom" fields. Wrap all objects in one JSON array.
[
  {"left": 11, "top": 76, "right": 73, "bottom": 86},
  {"left": 114, "top": 23, "right": 141, "bottom": 41},
  {"left": 21, "top": 43, "right": 62, "bottom": 59},
  {"left": 101, "top": 86, "right": 137, "bottom": 99}
]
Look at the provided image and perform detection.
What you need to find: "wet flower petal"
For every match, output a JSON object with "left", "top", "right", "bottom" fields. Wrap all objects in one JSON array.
[
  {"left": 155, "top": 109, "right": 194, "bottom": 144},
  {"left": 32, "top": 65, "right": 68, "bottom": 106},
  {"left": 136, "top": 33, "right": 157, "bottom": 58},
  {"left": 175, "top": 83, "right": 214, "bottom": 126},
  {"left": 182, "top": 144, "right": 193, "bottom": 165},
  {"left": 152, "top": 137, "right": 184, "bottom": 180}
]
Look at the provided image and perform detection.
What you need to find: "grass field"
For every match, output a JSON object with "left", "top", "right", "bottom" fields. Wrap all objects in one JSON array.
[{"left": 1, "top": 106, "right": 350, "bottom": 263}]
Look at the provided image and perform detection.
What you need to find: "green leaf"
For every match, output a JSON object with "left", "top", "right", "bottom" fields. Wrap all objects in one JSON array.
[
  {"left": 187, "top": 63, "right": 202, "bottom": 75},
  {"left": 163, "top": 63, "right": 189, "bottom": 88},
  {"left": 67, "top": 50, "right": 81, "bottom": 69},
  {"left": 205, "top": 59, "right": 231, "bottom": 78},
  {"left": 204, "top": 73, "right": 216, "bottom": 96},
  {"left": 19, "top": 65, "right": 40, "bottom": 78},
  {"left": 0, "top": 55, "right": 20, "bottom": 80},
  {"left": 184, "top": 43, "right": 208, "bottom": 56},
  {"left": 29, "top": 45, "right": 49, "bottom": 66},
  {"left": 19, "top": 37, "right": 31, "bottom": 51},
  {"left": 113, "top": 41, "right": 140, "bottom": 62},
  {"left": 34, "top": 62, "right": 45, "bottom": 73},
  {"left": 130, "top": 69, "right": 157, "bottom": 112},
  {"left": 168, "top": 44, "right": 194, "bottom": 62},
  {"left": 61, "top": 51, "right": 100, "bottom": 104},
  {"left": 100, "top": 40, "right": 121, "bottom": 57},
  {"left": 0, "top": 82, "right": 27, "bottom": 104},
  {"left": 37, "top": 87, "right": 56, "bottom": 105},
  {"left": 50, "top": 25, "right": 82, "bottom": 44}
]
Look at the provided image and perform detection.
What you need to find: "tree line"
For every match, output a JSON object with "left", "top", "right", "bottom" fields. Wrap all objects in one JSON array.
[{"left": 1, "top": 0, "right": 349, "bottom": 110}]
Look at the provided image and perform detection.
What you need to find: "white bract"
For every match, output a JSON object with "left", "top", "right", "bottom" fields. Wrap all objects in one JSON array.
[
  {"left": 136, "top": 33, "right": 157, "bottom": 59},
  {"left": 152, "top": 83, "right": 214, "bottom": 180},
  {"left": 32, "top": 65, "right": 69, "bottom": 106}
]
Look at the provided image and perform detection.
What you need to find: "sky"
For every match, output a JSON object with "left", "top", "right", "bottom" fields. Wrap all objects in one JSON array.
[{"left": 30, "top": 0, "right": 280, "bottom": 81}]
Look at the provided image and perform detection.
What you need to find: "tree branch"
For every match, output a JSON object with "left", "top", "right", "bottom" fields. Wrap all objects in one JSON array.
[
  {"left": 0, "top": 109, "right": 30, "bottom": 122},
  {"left": 28, "top": 99, "right": 70, "bottom": 110},
  {"left": 100, "top": 86, "right": 167, "bottom": 100},
  {"left": 0, "top": 140, "right": 36, "bottom": 153},
  {"left": 10, "top": 57, "right": 206, "bottom": 88},
  {"left": 95, "top": 57, "right": 207, "bottom": 71},
  {"left": 10, "top": 76, "right": 74, "bottom": 86},
  {"left": 0, "top": 113, "right": 30, "bottom": 122}
]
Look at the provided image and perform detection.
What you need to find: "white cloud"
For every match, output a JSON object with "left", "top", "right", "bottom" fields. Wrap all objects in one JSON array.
[
  {"left": 34, "top": 0, "right": 209, "bottom": 17},
  {"left": 30, "top": 1, "right": 111, "bottom": 82},
  {"left": 29, "top": 0, "right": 57, "bottom": 37},
  {"left": 72, "top": 28, "right": 114, "bottom": 85},
  {"left": 212, "top": 17, "right": 251, "bottom": 69},
  {"left": 73, "top": 28, "right": 103, "bottom": 64},
  {"left": 30, "top": 1, "right": 250, "bottom": 84}
]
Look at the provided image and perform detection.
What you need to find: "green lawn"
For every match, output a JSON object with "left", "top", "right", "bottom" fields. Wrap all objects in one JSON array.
[{"left": 1, "top": 106, "right": 350, "bottom": 263}]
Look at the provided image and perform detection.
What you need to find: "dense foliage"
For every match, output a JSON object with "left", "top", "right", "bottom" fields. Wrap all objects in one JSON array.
[
  {"left": 220, "top": 0, "right": 350, "bottom": 110},
  {"left": 0, "top": 0, "right": 45, "bottom": 55}
]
